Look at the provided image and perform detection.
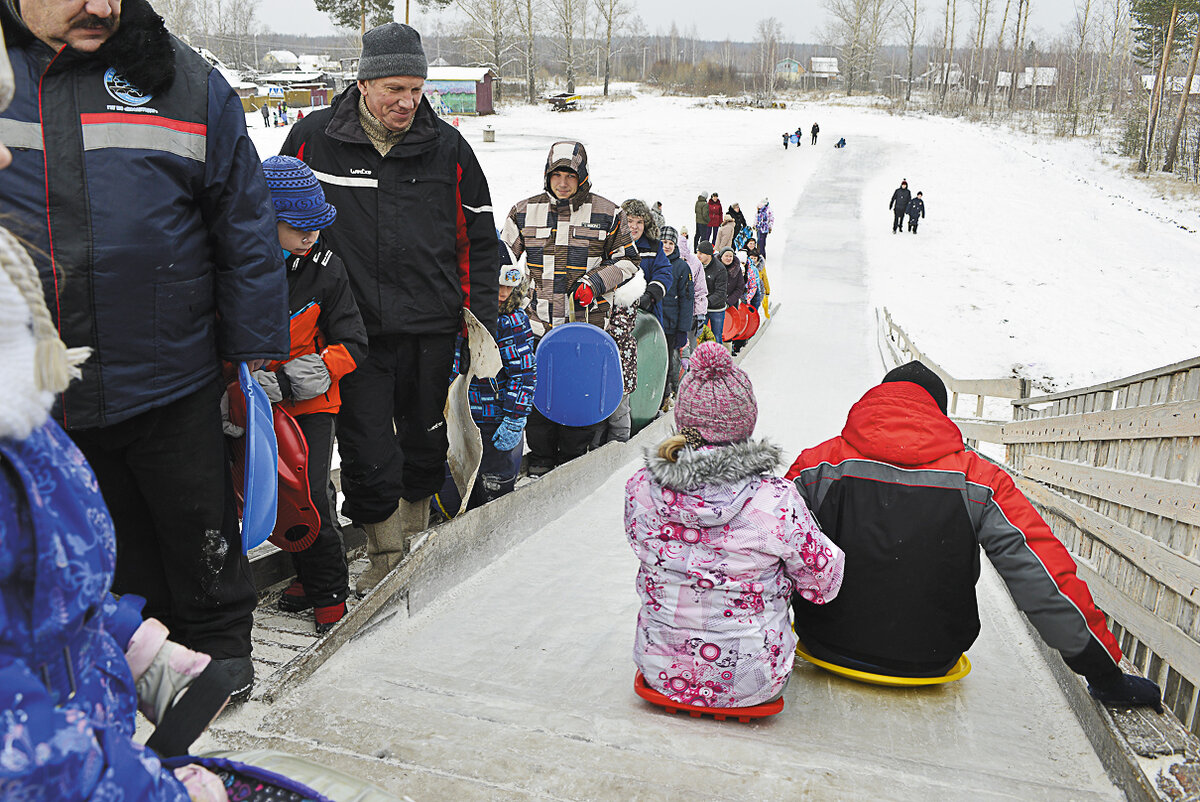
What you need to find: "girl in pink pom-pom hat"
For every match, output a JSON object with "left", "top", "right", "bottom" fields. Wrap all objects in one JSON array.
[{"left": 624, "top": 342, "right": 845, "bottom": 707}]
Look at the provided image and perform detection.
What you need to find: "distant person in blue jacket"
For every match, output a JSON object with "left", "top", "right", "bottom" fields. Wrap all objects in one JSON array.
[
  {"left": 621, "top": 198, "right": 674, "bottom": 323},
  {"left": 907, "top": 191, "right": 926, "bottom": 233}
]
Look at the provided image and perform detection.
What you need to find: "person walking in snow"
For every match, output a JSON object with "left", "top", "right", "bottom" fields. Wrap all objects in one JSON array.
[
  {"left": 707, "top": 192, "right": 723, "bottom": 242},
  {"left": 889, "top": 179, "right": 911, "bottom": 234},
  {"left": 261, "top": 101, "right": 271, "bottom": 127},
  {"left": 1, "top": 0, "right": 290, "bottom": 698},
  {"left": 906, "top": 191, "right": 926, "bottom": 233},
  {"left": 501, "top": 140, "right": 641, "bottom": 475},
  {"left": 281, "top": 22, "right": 500, "bottom": 595},
  {"left": 657, "top": 225, "right": 693, "bottom": 407},
  {"left": 811, "top": 121, "right": 820, "bottom": 145},
  {"left": 626, "top": 343, "right": 845, "bottom": 708},
  {"left": 795, "top": 126, "right": 804, "bottom": 145},
  {"left": 782, "top": 131, "right": 790, "bottom": 149},
  {"left": 694, "top": 193, "right": 709, "bottom": 247},
  {"left": 785, "top": 361, "right": 1162, "bottom": 713},
  {"left": 755, "top": 199, "right": 774, "bottom": 258},
  {"left": 256, "top": 156, "right": 367, "bottom": 635}
]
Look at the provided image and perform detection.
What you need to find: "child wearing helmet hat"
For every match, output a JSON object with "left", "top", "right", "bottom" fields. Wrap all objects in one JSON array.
[
  {"left": 624, "top": 343, "right": 845, "bottom": 706},
  {"left": 254, "top": 155, "right": 370, "bottom": 631}
]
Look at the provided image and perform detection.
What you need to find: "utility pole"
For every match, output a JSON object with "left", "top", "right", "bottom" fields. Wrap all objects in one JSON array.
[{"left": 406, "top": 0, "right": 411, "bottom": 23}]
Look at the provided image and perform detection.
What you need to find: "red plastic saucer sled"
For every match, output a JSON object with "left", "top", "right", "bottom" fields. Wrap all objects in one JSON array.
[{"left": 634, "top": 671, "right": 784, "bottom": 722}]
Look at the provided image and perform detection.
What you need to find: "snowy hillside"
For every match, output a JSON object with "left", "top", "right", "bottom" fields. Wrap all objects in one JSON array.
[{"left": 248, "top": 91, "right": 1200, "bottom": 395}]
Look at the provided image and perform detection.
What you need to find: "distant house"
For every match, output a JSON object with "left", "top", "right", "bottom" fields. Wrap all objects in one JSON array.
[
  {"left": 262, "top": 50, "right": 300, "bottom": 71},
  {"left": 775, "top": 58, "right": 805, "bottom": 81},
  {"left": 193, "top": 46, "right": 258, "bottom": 97},
  {"left": 809, "top": 57, "right": 840, "bottom": 83},
  {"left": 425, "top": 66, "right": 498, "bottom": 115},
  {"left": 929, "top": 62, "right": 964, "bottom": 86},
  {"left": 1140, "top": 74, "right": 1200, "bottom": 95},
  {"left": 997, "top": 66, "right": 1058, "bottom": 89}
]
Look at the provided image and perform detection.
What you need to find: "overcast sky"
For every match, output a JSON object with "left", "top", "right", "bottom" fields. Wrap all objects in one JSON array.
[{"left": 252, "top": 0, "right": 1081, "bottom": 49}]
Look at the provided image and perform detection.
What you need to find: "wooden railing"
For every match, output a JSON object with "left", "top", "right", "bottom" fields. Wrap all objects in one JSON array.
[
  {"left": 876, "top": 307, "right": 1030, "bottom": 444},
  {"left": 1005, "top": 356, "right": 1200, "bottom": 733},
  {"left": 879, "top": 307, "right": 1200, "bottom": 737}
]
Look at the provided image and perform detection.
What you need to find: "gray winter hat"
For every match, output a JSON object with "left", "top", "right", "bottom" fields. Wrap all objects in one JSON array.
[{"left": 358, "top": 22, "right": 428, "bottom": 81}]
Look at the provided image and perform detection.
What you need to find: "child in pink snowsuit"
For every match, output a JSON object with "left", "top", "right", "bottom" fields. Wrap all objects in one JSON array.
[{"left": 624, "top": 343, "right": 845, "bottom": 707}]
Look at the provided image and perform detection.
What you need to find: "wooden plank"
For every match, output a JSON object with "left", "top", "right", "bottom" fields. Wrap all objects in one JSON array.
[
  {"left": 1001, "top": 400, "right": 1200, "bottom": 444},
  {"left": 1015, "top": 475, "right": 1200, "bottom": 604},
  {"left": 1023, "top": 455, "right": 1200, "bottom": 528},
  {"left": 1015, "top": 356, "right": 1200, "bottom": 408},
  {"left": 953, "top": 418, "right": 1005, "bottom": 444},
  {"left": 1075, "top": 561, "right": 1200, "bottom": 694},
  {"left": 883, "top": 309, "right": 1027, "bottom": 399}
]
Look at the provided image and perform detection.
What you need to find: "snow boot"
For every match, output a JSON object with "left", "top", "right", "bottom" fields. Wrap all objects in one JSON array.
[
  {"left": 397, "top": 496, "right": 432, "bottom": 554},
  {"left": 314, "top": 601, "right": 347, "bottom": 635},
  {"left": 277, "top": 579, "right": 312, "bottom": 613},
  {"left": 354, "top": 509, "right": 407, "bottom": 596}
]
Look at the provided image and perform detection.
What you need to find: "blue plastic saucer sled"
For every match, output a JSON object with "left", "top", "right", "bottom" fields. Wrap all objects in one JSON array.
[
  {"left": 533, "top": 322, "right": 624, "bottom": 427},
  {"left": 238, "top": 362, "right": 278, "bottom": 552}
]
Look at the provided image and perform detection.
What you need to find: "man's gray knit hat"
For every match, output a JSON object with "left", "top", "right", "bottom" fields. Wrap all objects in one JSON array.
[{"left": 358, "top": 22, "right": 428, "bottom": 80}]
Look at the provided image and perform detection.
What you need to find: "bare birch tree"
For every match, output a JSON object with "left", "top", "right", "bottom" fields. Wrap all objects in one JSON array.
[
  {"left": 755, "top": 17, "right": 786, "bottom": 98},
  {"left": 456, "top": 0, "right": 515, "bottom": 100},
  {"left": 1139, "top": 0, "right": 1179, "bottom": 170},
  {"left": 593, "top": 0, "right": 631, "bottom": 95},
  {"left": 824, "top": 0, "right": 893, "bottom": 93},
  {"left": 549, "top": 0, "right": 582, "bottom": 92},
  {"left": 897, "top": 0, "right": 924, "bottom": 99},
  {"left": 1164, "top": 7, "right": 1200, "bottom": 170},
  {"left": 512, "top": 0, "right": 542, "bottom": 102},
  {"left": 1069, "top": 0, "right": 1095, "bottom": 131}
]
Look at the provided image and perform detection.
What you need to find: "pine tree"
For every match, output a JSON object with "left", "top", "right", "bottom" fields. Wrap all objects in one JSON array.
[{"left": 314, "top": 0, "right": 395, "bottom": 33}]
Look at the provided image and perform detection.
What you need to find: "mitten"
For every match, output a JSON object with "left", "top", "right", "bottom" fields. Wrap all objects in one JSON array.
[
  {"left": 573, "top": 279, "right": 594, "bottom": 307},
  {"left": 1087, "top": 671, "right": 1163, "bottom": 712},
  {"left": 252, "top": 369, "right": 283, "bottom": 403},
  {"left": 492, "top": 416, "right": 526, "bottom": 452},
  {"left": 219, "top": 391, "right": 244, "bottom": 438},
  {"left": 279, "top": 353, "right": 332, "bottom": 401},
  {"left": 172, "top": 764, "right": 229, "bottom": 802},
  {"left": 636, "top": 290, "right": 656, "bottom": 312}
]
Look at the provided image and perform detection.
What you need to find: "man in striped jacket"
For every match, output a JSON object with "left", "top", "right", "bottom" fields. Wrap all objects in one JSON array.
[
  {"left": 501, "top": 140, "right": 640, "bottom": 475},
  {"left": 786, "top": 361, "right": 1161, "bottom": 709}
]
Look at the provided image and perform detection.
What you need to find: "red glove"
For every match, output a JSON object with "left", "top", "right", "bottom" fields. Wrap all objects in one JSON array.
[{"left": 574, "top": 281, "right": 594, "bottom": 307}]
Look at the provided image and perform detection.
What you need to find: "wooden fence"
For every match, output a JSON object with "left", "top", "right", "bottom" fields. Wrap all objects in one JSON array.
[{"left": 880, "top": 307, "right": 1200, "bottom": 736}]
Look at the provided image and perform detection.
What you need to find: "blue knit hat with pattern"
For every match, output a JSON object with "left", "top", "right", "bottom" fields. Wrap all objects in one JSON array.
[{"left": 262, "top": 155, "right": 337, "bottom": 231}]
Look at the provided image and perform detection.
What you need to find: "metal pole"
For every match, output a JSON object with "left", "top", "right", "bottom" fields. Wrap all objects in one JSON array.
[{"left": 406, "top": 0, "right": 411, "bottom": 23}]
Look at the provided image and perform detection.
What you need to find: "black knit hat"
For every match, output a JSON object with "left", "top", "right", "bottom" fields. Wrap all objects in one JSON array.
[
  {"left": 697, "top": 240, "right": 714, "bottom": 255},
  {"left": 358, "top": 22, "right": 427, "bottom": 80},
  {"left": 882, "top": 360, "right": 948, "bottom": 414}
]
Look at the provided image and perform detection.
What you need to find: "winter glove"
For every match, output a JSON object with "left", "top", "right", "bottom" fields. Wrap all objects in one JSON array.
[
  {"left": 1087, "top": 671, "right": 1163, "bottom": 712},
  {"left": 279, "top": 353, "right": 332, "bottom": 401},
  {"left": 637, "top": 282, "right": 665, "bottom": 312},
  {"left": 693, "top": 314, "right": 706, "bottom": 332},
  {"left": 573, "top": 279, "right": 595, "bottom": 307},
  {"left": 219, "top": 391, "right": 245, "bottom": 438},
  {"left": 252, "top": 369, "right": 283, "bottom": 403},
  {"left": 492, "top": 416, "right": 526, "bottom": 452},
  {"left": 172, "top": 764, "right": 229, "bottom": 802}
]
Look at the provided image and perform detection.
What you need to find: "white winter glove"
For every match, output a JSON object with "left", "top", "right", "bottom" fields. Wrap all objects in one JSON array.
[
  {"left": 219, "top": 391, "right": 244, "bottom": 438},
  {"left": 252, "top": 369, "right": 283, "bottom": 403}
]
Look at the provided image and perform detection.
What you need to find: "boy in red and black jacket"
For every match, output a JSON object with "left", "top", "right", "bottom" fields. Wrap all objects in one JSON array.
[{"left": 257, "top": 156, "right": 368, "bottom": 633}]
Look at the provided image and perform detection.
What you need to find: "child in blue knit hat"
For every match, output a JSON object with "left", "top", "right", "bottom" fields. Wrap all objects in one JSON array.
[{"left": 254, "top": 155, "right": 369, "bottom": 631}]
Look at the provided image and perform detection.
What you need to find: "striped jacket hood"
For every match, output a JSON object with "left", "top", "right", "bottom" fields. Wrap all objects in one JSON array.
[
  {"left": 544, "top": 140, "right": 591, "bottom": 209},
  {"left": 842, "top": 382, "right": 964, "bottom": 467}
]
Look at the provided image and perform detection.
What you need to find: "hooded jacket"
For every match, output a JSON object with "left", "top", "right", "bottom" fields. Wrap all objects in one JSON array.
[
  {"left": 707, "top": 198, "right": 723, "bottom": 228},
  {"left": 906, "top": 196, "right": 926, "bottom": 219},
  {"left": 502, "top": 141, "right": 640, "bottom": 335},
  {"left": 458, "top": 269, "right": 537, "bottom": 425},
  {"left": 622, "top": 198, "right": 674, "bottom": 325},
  {"left": 626, "top": 440, "right": 844, "bottom": 707},
  {"left": 280, "top": 85, "right": 499, "bottom": 339},
  {"left": 723, "top": 253, "right": 745, "bottom": 307},
  {"left": 890, "top": 184, "right": 911, "bottom": 212},
  {"left": 0, "top": 0, "right": 289, "bottom": 429},
  {"left": 755, "top": 203, "right": 774, "bottom": 235},
  {"left": 694, "top": 194, "right": 709, "bottom": 225},
  {"left": 785, "top": 381, "right": 1123, "bottom": 679},
  {"left": 714, "top": 215, "right": 736, "bottom": 252},
  {"left": 659, "top": 245, "right": 693, "bottom": 338}
]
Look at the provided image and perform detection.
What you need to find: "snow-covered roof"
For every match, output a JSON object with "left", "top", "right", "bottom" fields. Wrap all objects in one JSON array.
[
  {"left": 264, "top": 50, "right": 299, "bottom": 65},
  {"left": 997, "top": 67, "right": 1057, "bottom": 89},
  {"left": 192, "top": 46, "right": 256, "bottom": 91},
  {"left": 259, "top": 71, "right": 327, "bottom": 85},
  {"left": 1140, "top": 74, "right": 1200, "bottom": 93},
  {"left": 810, "top": 57, "right": 839, "bottom": 76},
  {"left": 427, "top": 66, "right": 494, "bottom": 82}
]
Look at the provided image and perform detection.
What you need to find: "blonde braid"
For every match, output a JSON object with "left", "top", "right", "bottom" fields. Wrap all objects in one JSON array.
[
  {"left": 657, "top": 434, "right": 688, "bottom": 463},
  {"left": 0, "top": 228, "right": 90, "bottom": 393}
]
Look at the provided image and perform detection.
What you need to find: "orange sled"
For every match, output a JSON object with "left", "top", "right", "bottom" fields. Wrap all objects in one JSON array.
[{"left": 634, "top": 671, "right": 784, "bottom": 722}]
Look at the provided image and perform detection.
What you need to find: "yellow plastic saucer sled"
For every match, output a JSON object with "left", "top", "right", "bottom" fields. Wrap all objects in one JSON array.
[{"left": 795, "top": 642, "right": 971, "bottom": 687}]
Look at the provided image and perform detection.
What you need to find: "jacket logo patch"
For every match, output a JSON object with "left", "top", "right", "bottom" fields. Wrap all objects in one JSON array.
[
  {"left": 103, "top": 68, "right": 152, "bottom": 107},
  {"left": 350, "top": 168, "right": 373, "bottom": 175}
]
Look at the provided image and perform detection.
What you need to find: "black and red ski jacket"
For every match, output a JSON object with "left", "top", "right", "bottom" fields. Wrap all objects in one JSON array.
[
  {"left": 785, "top": 381, "right": 1122, "bottom": 679},
  {"left": 280, "top": 87, "right": 498, "bottom": 339}
]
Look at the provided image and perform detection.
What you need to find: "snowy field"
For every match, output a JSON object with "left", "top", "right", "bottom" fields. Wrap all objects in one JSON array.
[{"left": 249, "top": 91, "right": 1200, "bottom": 396}]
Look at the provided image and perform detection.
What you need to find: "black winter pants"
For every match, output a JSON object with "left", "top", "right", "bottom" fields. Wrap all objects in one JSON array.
[
  {"left": 526, "top": 406, "right": 601, "bottom": 472},
  {"left": 69, "top": 379, "right": 255, "bottom": 659},
  {"left": 290, "top": 412, "right": 348, "bottom": 607},
  {"left": 337, "top": 331, "right": 458, "bottom": 525},
  {"left": 908, "top": 216, "right": 921, "bottom": 233},
  {"left": 892, "top": 208, "right": 906, "bottom": 232}
]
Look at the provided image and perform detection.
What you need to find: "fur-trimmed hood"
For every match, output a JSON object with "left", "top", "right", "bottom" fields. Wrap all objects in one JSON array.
[
  {"left": 644, "top": 438, "right": 782, "bottom": 492},
  {"left": 621, "top": 197, "right": 659, "bottom": 242},
  {"left": 2, "top": 0, "right": 176, "bottom": 96},
  {"left": 499, "top": 268, "right": 531, "bottom": 315}
]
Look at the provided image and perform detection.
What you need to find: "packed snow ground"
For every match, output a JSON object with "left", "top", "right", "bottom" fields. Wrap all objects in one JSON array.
[{"left": 249, "top": 90, "right": 1200, "bottom": 396}]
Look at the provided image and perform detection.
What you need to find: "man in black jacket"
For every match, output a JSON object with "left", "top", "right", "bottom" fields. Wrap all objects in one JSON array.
[
  {"left": 889, "top": 179, "right": 911, "bottom": 233},
  {"left": 281, "top": 22, "right": 499, "bottom": 595},
  {"left": 1, "top": 0, "right": 289, "bottom": 697}
]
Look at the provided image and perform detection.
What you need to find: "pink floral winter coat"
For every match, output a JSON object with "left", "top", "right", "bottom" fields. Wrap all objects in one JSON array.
[{"left": 625, "top": 439, "right": 845, "bottom": 707}]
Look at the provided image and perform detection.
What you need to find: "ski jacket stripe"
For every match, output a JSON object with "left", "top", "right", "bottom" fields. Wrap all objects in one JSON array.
[
  {"left": 0, "top": 119, "right": 43, "bottom": 148},
  {"left": 311, "top": 168, "right": 378, "bottom": 188},
  {"left": 80, "top": 112, "right": 206, "bottom": 160}
]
